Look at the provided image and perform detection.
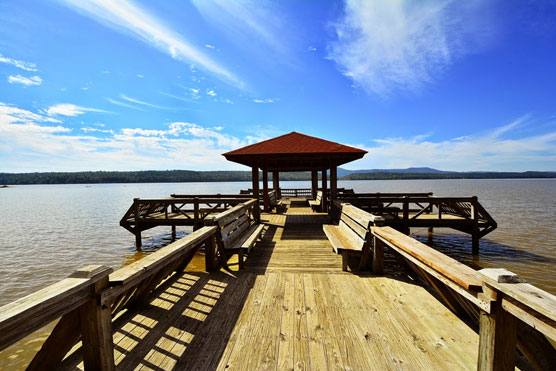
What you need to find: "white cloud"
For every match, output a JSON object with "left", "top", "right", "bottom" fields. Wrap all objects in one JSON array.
[
  {"left": 205, "top": 44, "right": 215, "bottom": 49},
  {"left": 351, "top": 117, "right": 556, "bottom": 171},
  {"left": 0, "top": 102, "right": 251, "bottom": 172},
  {"left": 253, "top": 98, "right": 278, "bottom": 103},
  {"left": 0, "top": 53, "right": 38, "bottom": 71},
  {"left": 136, "top": 74, "right": 144, "bottom": 78},
  {"left": 328, "top": 0, "right": 493, "bottom": 96},
  {"left": 62, "top": 0, "right": 241, "bottom": 86},
  {"left": 308, "top": 46, "right": 317, "bottom": 52},
  {"left": 46, "top": 104, "right": 107, "bottom": 117},
  {"left": 206, "top": 90, "right": 217, "bottom": 97},
  {"left": 81, "top": 126, "right": 114, "bottom": 134},
  {"left": 8, "top": 75, "right": 42, "bottom": 86}
]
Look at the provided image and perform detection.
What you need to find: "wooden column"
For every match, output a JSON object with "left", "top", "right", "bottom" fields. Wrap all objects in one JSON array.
[
  {"left": 321, "top": 167, "right": 328, "bottom": 212},
  {"left": 477, "top": 269, "right": 520, "bottom": 371},
  {"left": 262, "top": 168, "right": 269, "bottom": 212},
  {"left": 134, "top": 198, "right": 141, "bottom": 250},
  {"left": 252, "top": 165, "right": 260, "bottom": 214},
  {"left": 472, "top": 196, "right": 480, "bottom": 255},
  {"left": 311, "top": 170, "right": 318, "bottom": 199},
  {"left": 272, "top": 170, "right": 280, "bottom": 198},
  {"left": 330, "top": 164, "right": 337, "bottom": 212},
  {"left": 77, "top": 266, "right": 115, "bottom": 371}
]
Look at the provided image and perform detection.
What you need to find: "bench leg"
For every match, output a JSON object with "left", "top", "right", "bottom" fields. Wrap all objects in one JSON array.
[
  {"left": 342, "top": 250, "right": 349, "bottom": 272},
  {"left": 238, "top": 250, "right": 244, "bottom": 269}
]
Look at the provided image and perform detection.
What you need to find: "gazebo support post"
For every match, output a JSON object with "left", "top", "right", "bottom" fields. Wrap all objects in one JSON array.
[
  {"left": 251, "top": 165, "right": 260, "bottom": 210},
  {"left": 321, "top": 167, "right": 328, "bottom": 213},
  {"left": 311, "top": 170, "right": 318, "bottom": 199},
  {"left": 272, "top": 170, "right": 280, "bottom": 198},
  {"left": 330, "top": 164, "right": 337, "bottom": 210},
  {"left": 262, "top": 168, "right": 269, "bottom": 212}
]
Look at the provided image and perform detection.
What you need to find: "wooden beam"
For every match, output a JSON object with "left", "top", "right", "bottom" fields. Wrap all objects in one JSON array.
[
  {"left": 311, "top": 170, "right": 318, "bottom": 199},
  {"left": 262, "top": 168, "right": 269, "bottom": 212},
  {"left": 252, "top": 165, "right": 259, "bottom": 203},
  {"left": 321, "top": 167, "right": 328, "bottom": 212},
  {"left": 478, "top": 301, "right": 517, "bottom": 371}
]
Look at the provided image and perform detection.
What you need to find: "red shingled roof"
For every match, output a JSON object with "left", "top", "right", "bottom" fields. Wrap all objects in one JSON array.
[{"left": 223, "top": 132, "right": 366, "bottom": 156}]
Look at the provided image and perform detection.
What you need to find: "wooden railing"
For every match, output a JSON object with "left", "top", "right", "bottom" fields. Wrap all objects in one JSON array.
[
  {"left": 370, "top": 225, "right": 556, "bottom": 370},
  {"left": 120, "top": 195, "right": 258, "bottom": 247},
  {"left": 0, "top": 226, "right": 218, "bottom": 370}
]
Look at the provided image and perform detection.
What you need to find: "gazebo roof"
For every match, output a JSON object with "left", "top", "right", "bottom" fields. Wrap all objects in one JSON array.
[{"left": 223, "top": 132, "right": 366, "bottom": 170}]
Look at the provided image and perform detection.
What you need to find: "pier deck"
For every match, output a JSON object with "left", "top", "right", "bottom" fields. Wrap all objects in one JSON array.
[{"left": 61, "top": 202, "right": 479, "bottom": 370}]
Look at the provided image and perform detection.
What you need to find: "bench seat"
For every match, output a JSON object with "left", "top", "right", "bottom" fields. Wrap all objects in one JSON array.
[
  {"left": 308, "top": 191, "right": 323, "bottom": 211},
  {"left": 323, "top": 203, "right": 384, "bottom": 272}
]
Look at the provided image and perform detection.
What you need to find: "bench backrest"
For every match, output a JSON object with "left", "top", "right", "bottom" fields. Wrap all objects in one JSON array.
[
  {"left": 315, "top": 191, "right": 322, "bottom": 203},
  {"left": 207, "top": 204, "right": 251, "bottom": 249},
  {"left": 338, "top": 204, "right": 386, "bottom": 249},
  {"left": 268, "top": 190, "right": 277, "bottom": 206}
]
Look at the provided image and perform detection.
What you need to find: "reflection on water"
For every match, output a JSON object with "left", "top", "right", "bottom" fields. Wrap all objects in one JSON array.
[{"left": 0, "top": 179, "right": 555, "bottom": 369}]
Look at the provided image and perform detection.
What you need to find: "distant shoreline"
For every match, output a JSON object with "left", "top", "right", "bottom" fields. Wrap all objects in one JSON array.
[{"left": 1, "top": 169, "right": 555, "bottom": 185}]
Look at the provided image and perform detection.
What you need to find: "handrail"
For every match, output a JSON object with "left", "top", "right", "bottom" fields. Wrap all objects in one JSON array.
[
  {"left": 369, "top": 224, "right": 556, "bottom": 369},
  {"left": 0, "top": 265, "right": 114, "bottom": 369},
  {"left": 0, "top": 226, "right": 218, "bottom": 370}
]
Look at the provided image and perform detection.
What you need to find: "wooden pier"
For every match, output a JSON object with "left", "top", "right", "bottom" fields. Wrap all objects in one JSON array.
[{"left": 1, "top": 198, "right": 555, "bottom": 370}]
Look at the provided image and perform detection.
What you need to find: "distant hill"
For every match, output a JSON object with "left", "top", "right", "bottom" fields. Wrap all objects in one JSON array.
[
  {"left": 337, "top": 167, "right": 452, "bottom": 177},
  {"left": 1, "top": 169, "right": 555, "bottom": 185}
]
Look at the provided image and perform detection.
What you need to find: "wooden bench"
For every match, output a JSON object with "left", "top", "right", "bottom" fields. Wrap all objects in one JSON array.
[
  {"left": 323, "top": 203, "right": 384, "bottom": 271},
  {"left": 205, "top": 203, "right": 265, "bottom": 269},
  {"left": 268, "top": 190, "right": 284, "bottom": 212},
  {"left": 308, "top": 191, "right": 323, "bottom": 212}
]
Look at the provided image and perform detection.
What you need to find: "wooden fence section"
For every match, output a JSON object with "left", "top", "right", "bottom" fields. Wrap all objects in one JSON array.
[
  {"left": 120, "top": 195, "right": 258, "bottom": 248},
  {"left": 339, "top": 193, "right": 497, "bottom": 254},
  {"left": 0, "top": 226, "right": 217, "bottom": 371},
  {"left": 371, "top": 226, "right": 556, "bottom": 370}
]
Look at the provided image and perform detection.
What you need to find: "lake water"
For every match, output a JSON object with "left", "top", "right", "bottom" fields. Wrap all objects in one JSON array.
[{"left": 0, "top": 179, "right": 555, "bottom": 367}]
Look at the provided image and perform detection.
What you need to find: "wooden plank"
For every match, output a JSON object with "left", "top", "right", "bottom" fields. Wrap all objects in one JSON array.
[
  {"left": 293, "top": 274, "right": 309, "bottom": 370},
  {"left": 340, "top": 212, "right": 368, "bottom": 239},
  {"left": 372, "top": 226, "right": 482, "bottom": 290},
  {"left": 322, "top": 224, "right": 362, "bottom": 252},
  {"left": 277, "top": 273, "right": 295, "bottom": 371},
  {"left": 478, "top": 304, "right": 517, "bottom": 371}
]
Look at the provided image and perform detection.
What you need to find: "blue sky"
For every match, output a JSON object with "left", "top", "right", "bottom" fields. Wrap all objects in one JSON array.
[{"left": 1, "top": 0, "right": 555, "bottom": 172}]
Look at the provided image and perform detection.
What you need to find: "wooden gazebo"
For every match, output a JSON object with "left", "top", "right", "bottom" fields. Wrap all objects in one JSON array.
[{"left": 223, "top": 132, "right": 367, "bottom": 212}]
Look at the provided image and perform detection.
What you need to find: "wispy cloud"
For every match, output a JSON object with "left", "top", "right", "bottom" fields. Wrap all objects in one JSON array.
[
  {"left": 0, "top": 53, "right": 38, "bottom": 71},
  {"left": 328, "top": 0, "right": 493, "bottom": 96},
  {"left": 191, "top": 0, "right": 291, "bottom": 57},
  {"left": 61, "top": 0, "right": 241, "bottom": 86},
  {"left": 120, "top": 94, "right": 170, "bottom": 109},
  {"left": 206, "top": 90, "right": 216, "bottom": 97},
  {"left": 352, "top": 117, "right": 556, "bottom": 171},
  {"left": 106, "top": 97, "right": 146, "bottom": 111},
  {"left": 8, "top": 75, "right": 42, "bottom": 86},
  {"left": 46, "top": 103, "right": 107, "bottom": 117},
  {"left": 253, "top": 98, "right": 278, "bottom": 104}
]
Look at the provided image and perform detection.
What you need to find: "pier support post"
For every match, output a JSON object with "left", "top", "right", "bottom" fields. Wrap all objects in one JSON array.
[
  {"left": 251, "top": 165, "right": 260, "bottom": 218},
  {"left": 311, "top": 170, "right": 318, "bottom": 199},
  {"left": 321, "top": 167, "right": 328, "bottom": 213},
  {"left": 262, "top": 168, "right": 269, "bottom": 212},
  {"left": 477, "top": 270, "right": 519, "bottom": 371},
  {"left": 330, "top": 164, "right": 337, "bottom": 212},
  {"left": 372, "top": 236, "right": 384, "bottom": 275},
  {"left": 77, "top": 266, "right": 115, "bottom": 371},
  {"left": 135, "top": 231, "right": 142, "bottom": 250},
  {"left": 272, "top": 170, "right": 280, "bottom": 198},
  {"left": 472, "top": 196, "right": 480, "bottom": 255},
  {"left": 171, "top": 225, "right": 176, "bottom": 241}
]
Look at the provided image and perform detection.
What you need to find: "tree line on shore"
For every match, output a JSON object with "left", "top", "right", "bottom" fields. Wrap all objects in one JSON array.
[{"left": 1, "top": 169, "right": 555, "bottom": 185}]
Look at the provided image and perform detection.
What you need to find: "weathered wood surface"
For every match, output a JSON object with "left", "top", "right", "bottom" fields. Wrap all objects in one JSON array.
[{"left": 372, "top": 226, "right": 482, "bottom": 291}]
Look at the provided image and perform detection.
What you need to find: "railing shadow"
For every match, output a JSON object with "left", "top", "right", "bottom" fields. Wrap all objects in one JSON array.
[{"left": 61, "top": 269, "right": 256, "bottom": 370}]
